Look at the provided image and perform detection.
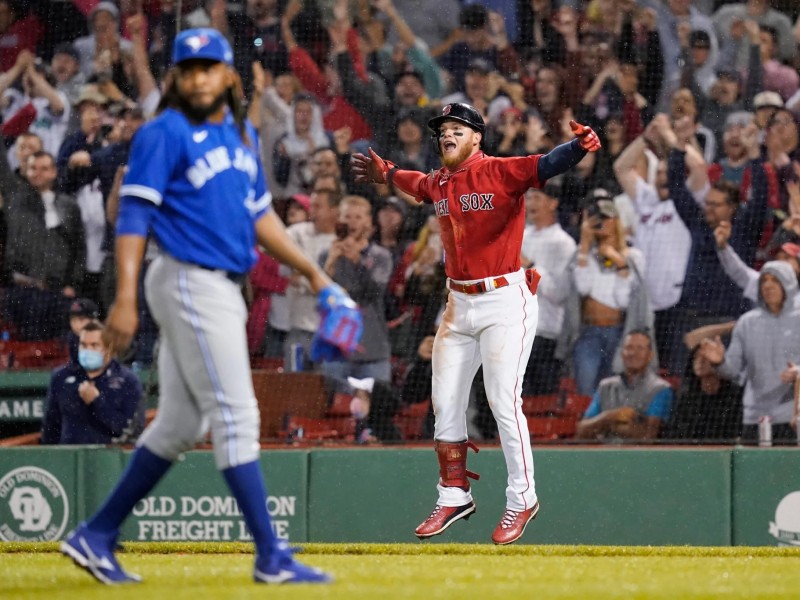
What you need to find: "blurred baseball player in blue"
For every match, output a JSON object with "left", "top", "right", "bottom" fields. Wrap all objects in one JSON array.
[{"left": 60, "top": 29, "right": 361, "bottom": 585}]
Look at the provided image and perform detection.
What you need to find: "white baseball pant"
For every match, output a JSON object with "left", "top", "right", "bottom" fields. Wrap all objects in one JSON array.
[
  {"left": 432, "top": 268, "right": 539, "bottom": 512},
  {"left": 138, "top": 254, "right": 260, "bottom": 469}
]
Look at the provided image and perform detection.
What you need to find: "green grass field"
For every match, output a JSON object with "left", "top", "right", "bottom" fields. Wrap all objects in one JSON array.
[{"left": 3, "top": 542, "right": 800, "bottom": 600}]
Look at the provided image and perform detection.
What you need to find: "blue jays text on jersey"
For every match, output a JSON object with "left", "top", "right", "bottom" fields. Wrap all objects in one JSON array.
[
  {"left": 118, "top": 108, "right": 271, "bottom": 274},
  {"left": 186, "top": 146, "right": 258, "bottom": 189}
]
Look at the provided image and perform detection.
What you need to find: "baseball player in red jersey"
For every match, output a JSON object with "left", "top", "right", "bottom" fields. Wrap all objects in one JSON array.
[{"left": 353, "top": 103, "right": 600, "bottom": 544}]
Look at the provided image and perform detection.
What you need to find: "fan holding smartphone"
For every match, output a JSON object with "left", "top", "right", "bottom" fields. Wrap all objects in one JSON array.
[{"left": 321, "top": 196, "right": 394, "bottom": 386}]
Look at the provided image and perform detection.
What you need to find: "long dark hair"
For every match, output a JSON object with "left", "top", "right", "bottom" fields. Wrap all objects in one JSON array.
[{"left": 157, "top": 66, "right": 251, "bottom": 147}]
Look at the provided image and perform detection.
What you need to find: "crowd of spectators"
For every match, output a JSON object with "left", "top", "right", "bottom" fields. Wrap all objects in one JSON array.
[{"left": 1, "top": 0, "right": 800, "bottom": 445}]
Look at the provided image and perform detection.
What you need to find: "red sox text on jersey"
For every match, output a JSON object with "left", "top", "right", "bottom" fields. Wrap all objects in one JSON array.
[
  {"left": 433, "top": 194, "right": 496, "bottom": 217},
  {"left": 392, "top": 152, "right": 543, "bottom": 280}
]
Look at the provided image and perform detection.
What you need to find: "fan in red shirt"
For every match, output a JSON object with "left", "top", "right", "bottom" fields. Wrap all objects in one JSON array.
[
  {"left": 0, "top": 0, "right": 42, "bottom": 72},
  {"left": 353, "top": 102, "right": 600, "bottom": 545}
]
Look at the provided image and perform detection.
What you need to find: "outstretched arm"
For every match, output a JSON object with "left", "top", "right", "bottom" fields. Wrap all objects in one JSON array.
[
  {"left": 613, "top": 134, "right": 648, "bottom": 200},
  {"left": 537, "top": 138, "right": 586, "bottom": 181},
  {"left": 127, "top": 13, "right": 158, "bottom": 106},
  {"left": 375, "top": 0, "right": 415, "bottom": 46},
  {"left": 536, "top": 120, "right": 599, "bottom": 181},
  {"left": 351, "top": 148, "right": 430, "bottom": 201},
  {"left": 718, "top": 246, "right": 758, "bottom": 300}
]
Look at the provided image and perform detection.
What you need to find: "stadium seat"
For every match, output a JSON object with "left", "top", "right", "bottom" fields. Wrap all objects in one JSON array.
[
  {"left": 563, "top": 394, "right": 593, "bottom": 417},
  {"left": 324, "top": 416, "right": 356, "bottom": 439},
  {"left": 558, "top": 377, "right": 577, "bottom": 394},
  {"left": 327, "top": 392, "right": 354, "bottom": 417},
  {"left": 524, "top": 393, "right": 592, "bottom": 441},
  {"left": 521, "top": 394, "right": 562, "bottom": 415},
  {"left": 527, "top": 415, "right": 578, "bottom": 440},
  {"left": 250, "top": 357, "right": 284, "bottom": 372},
  {"left": 393, "top": 399, "right": 430, "bottom": 440},
  {"left": 281, "top": 416, "right": 344, "bottom": 441},
  {"left": 1, "top": 339, "right": 68, "bottom": 369}
]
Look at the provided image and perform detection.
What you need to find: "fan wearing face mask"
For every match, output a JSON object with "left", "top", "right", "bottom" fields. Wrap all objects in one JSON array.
[{"left": 41, "top": 319, "right": 144, "bottom": 445}]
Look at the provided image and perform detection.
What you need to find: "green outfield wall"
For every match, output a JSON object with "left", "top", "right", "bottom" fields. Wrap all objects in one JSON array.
[{"left": 0, "top": 447, "right": 797, "bottom": 547}]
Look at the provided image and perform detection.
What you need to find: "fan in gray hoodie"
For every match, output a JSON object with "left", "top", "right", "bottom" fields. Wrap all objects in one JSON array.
[
  {"left": 698, "top": 261, "right": 800, "bottom": 442},
  {"left": 714, "top": 224, "right": 800, "bottom": 307}
]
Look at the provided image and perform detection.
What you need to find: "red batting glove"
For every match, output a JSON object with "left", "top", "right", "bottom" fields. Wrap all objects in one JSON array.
[
  {"left": 351, "top": 147, "right": 390, "bottom": 184},
  {"left": 570, "top": 120, "right": 602, "bottom": 152}
]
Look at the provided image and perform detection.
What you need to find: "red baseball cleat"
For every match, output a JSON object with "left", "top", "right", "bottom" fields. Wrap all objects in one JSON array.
[
  {"left": 415, "top": 501, "right": 476, "bottom": 539},
  {"left": 491, "top": 501, "right": 540, "bottom": 545}
]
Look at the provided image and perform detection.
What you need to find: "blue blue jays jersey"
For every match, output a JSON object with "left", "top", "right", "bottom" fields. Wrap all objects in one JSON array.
[{"left": 119, "top": 108, "right": 271, "bottom": 274}]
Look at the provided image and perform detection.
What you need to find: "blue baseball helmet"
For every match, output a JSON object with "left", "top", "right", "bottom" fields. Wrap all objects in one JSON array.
[{"left": 172, "top": 28, "right": 233, "bottom": 66}]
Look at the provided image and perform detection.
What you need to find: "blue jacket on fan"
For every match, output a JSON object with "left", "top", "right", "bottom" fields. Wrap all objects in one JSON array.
[
  {"left": 41, "top": 359, "right": 144, "bottom": 444},
  {"left": 668, "top": 149, "right": 768, "bottom": 317}
]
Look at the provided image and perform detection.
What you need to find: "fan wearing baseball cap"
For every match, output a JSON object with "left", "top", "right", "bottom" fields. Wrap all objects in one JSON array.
[
  {"left": 72, "top": 2, "right": 134, "bottom": 78},
  {"left": 286, "top": 194, "right": 311, "bottom": 224},
  {"left": 66, "top": 298, "right": 100, "bottom": 364},
  {"left": 753, "top": 90, "right": 784, "bottom": 129}
]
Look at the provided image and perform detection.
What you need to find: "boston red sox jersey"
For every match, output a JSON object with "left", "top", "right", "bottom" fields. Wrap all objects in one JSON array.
[
  {"left": 392, "top": 152, "right": 543, "bottom": 280},
  {"left": 631, "top": 178, "right": 691, "bottom": 311}
]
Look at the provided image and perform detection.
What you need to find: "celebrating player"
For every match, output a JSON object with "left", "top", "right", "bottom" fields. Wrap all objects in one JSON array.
[
  {"left": 60, "top": 29, "right": 361, "bottom": 585},
  {"left": 352, "top": 103, "right": 600, "bottom": 545}
]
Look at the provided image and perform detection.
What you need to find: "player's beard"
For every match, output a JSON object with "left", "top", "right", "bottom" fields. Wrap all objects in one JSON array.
[
  {"left": 178, "top": 89, "right": 229, "bottom": 123},
  {"left": 441, "top": 140, "right": 475, "bottom": 169}
]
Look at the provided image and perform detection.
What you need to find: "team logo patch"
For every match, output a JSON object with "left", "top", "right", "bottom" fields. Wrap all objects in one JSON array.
[
  {"left": 184, "top": 34, "right": 211, "bottom": 53},
  {"left": 0, "top": 466, "right": 69, "bottom": 541},
  {"left": 442, "top": 105, "right": 451, "bottom": 116},
  {"left": 769, "top": 491, "right": 800, "bottom": 546}
]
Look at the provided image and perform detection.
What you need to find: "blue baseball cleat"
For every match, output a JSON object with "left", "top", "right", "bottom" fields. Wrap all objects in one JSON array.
[
  {"left": 254, "top": 542, "right": 332, "bottom": 584},
  {"left": 60, "top": 522, "right": 141, "bottom": 584}
]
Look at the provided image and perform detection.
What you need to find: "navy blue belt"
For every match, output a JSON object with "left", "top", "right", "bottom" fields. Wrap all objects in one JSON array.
[{"left": 196, "top": 264, "right": 246, "bottom": 286}]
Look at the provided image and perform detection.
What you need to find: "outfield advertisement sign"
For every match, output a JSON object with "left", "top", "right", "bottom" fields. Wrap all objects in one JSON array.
[
  {"left": 0, "top": 466, "right": 69, "bottom": 541},
  {"left": 129, "top": 493, "right": 298, "bottom": 541},
  {"left": 0, "top": 397, "right": 44, "bottom": 421},
  {"left": 769, "top": 491, "right": 800, "bottom": 546},
  {"left": 0, "top": 449, "right": 78, "bottom": 542},
  {"left": 2, "top": 447, "right": 800, "bottom": 545},
  {"left": 725, "top": 449, "right": 800, "bottom": 546},
  {"left": 119, "top": 451, "right": 309, "bottom": 543}
]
